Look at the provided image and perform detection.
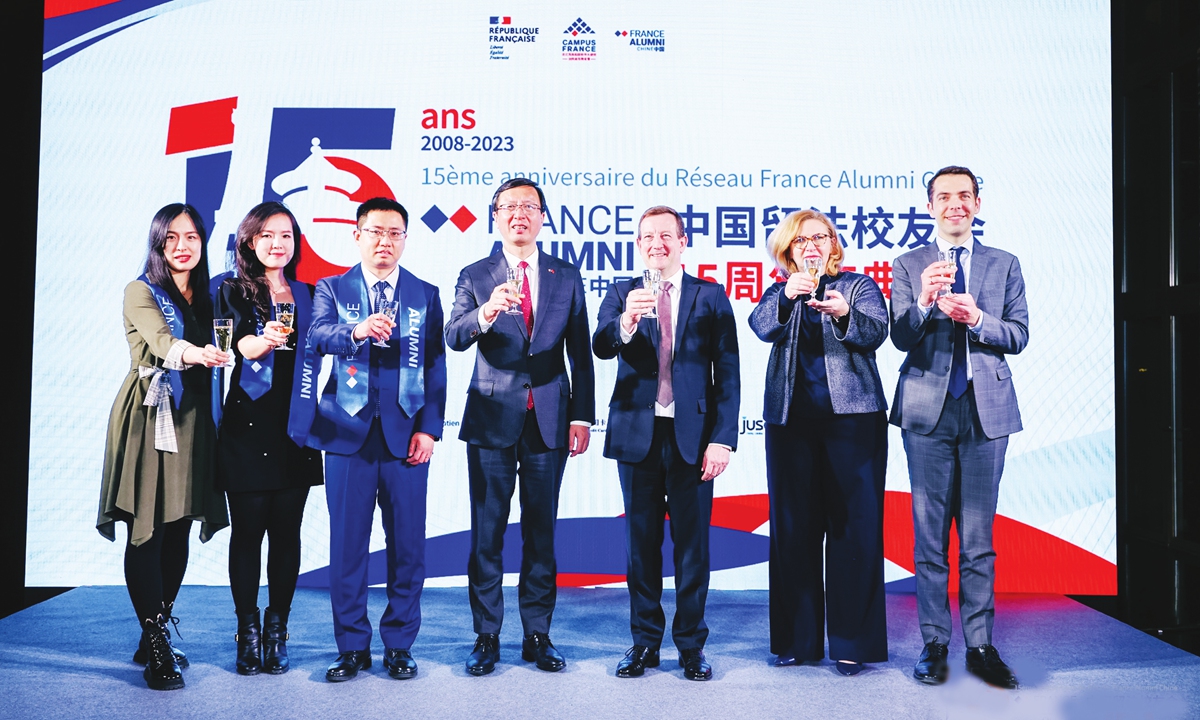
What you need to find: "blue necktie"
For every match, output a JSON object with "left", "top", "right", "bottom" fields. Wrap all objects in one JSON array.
[{"left": 947, "top": 246, "right": 968, "bottom": 399}]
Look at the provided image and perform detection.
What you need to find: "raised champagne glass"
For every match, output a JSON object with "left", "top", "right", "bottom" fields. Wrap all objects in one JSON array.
[
  {"left": 938, "top": 249, "right": 957, "bottom": 298},
  {"left": 274, "top": 302, "right": 295, "bottom": 351},
  {"left": 642, "top": 268, "right": 662, "bottom": 320},
  {"left": 803, "top": 257, "right": 822, "bottom": 302},
  {"left": 375, "top": 299, "right": 398, "bottom": 347},
  {"left": 213, "top": 319, "right": 234, "bottom": 366},
  {"left": 505, "top": 265, "right": 525, "bottom": 315}
]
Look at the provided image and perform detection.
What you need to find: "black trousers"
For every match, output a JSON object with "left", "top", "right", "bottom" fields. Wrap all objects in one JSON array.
[
  {"left": 467, "top": 409, "right": 568, "bottom": 635},
  {"left": 124, "top": 518, "right": 191, "bottom": 624},
  {"left": 227, "top": 487, "right": 310, "bottom": 616},
  {"left": 618, "top": 417, "right": 713, "bottom": 652},
  {"left": 765, "top": 410, "right": 888, "bottom": 663}
]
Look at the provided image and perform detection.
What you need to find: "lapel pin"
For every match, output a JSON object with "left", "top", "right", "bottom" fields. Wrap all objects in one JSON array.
[{"left": 548, "top": 268, "right": 555, "bottom": 273}]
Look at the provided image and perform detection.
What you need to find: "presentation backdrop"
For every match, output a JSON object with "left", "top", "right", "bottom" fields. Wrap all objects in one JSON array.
[{"left": 31, "top": 0, "right": 1114, "bottom": 593}]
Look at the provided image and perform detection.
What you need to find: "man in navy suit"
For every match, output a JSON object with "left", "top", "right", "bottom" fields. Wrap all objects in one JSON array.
[
  {"left": 593, "top": 206, "right": 740, "bottom": 681},
  {"left": 307, "top": 197, "right": 447, "bottom": 682},
  {"left": 445, "top": 178, "right": 595, "bottom": 675},
  {"left": 890, "top": 166, "right": 1028, "bottom": 689}
]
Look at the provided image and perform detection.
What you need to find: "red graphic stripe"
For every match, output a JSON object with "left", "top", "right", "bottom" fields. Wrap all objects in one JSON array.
[
  {"left": 558, "top": 573, "right": 625, "bottom": 587},
  {"left": 295, "top": 233, "right": 350, "bottom": 285},
  {"left": 165, "top": 97, "right": 237, "bottom": 155},
  {"left": 882, "top": 490, "right": 1116, "bottom": 594},
  {"left": 45, "top": 0, "right": 118, "bottom": 18}
]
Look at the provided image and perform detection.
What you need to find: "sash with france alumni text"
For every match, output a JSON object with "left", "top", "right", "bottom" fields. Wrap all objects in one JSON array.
[{"left": 333, "top": 265, "right": 426, "bottom": 418}]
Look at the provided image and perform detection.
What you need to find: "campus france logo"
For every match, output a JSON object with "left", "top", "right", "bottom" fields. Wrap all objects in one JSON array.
[
  {"left": 489, "top": 14, "right": 538, "bottom": 60},
  {"left": 562, "top": 17, "right": 597, "bottom": 61}
]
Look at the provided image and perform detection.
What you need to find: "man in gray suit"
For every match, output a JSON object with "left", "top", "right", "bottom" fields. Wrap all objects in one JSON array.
[{"left": 890, "top": 166, "right": 1028, "bottom": 689}]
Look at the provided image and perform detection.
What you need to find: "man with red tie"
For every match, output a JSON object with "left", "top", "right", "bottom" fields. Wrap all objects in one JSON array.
[
  {"left": 445, "top": 178, "right": 596, "bottom": 675},
  {"left": 592, "top": 206, "right": 741, "bottom": 681}
]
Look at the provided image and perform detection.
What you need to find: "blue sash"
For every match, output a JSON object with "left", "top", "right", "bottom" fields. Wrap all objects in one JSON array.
[
  {"left": 334, "top": 265, "right": 426, "bottom": 418},
  {"left": 138, "top": 275, "right": 185, "bottom": 409},
  {"left": 231, "top": 280, "right": 321, "bottom": 447}
]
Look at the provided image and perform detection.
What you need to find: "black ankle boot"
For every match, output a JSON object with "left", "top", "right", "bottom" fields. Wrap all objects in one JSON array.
[
  {"left": 236, "top": 609, "right": 263, "bottom": 675},
  {"left": 133, "top": 602, "right": 188, "bottom": 668},
  {"left": 141, "top": 615, "right": 184, "bottom": 691},
  {"left": 262, "top": 607, "right": 290, "bottom": 675}
]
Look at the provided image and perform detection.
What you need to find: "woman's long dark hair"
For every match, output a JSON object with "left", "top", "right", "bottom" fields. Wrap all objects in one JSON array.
[
  {"left": 143, "top": 203, "right": 212, "bottom": 322},
  {"left": 227, "top": 202, "right": 303, "bottom": 321}
]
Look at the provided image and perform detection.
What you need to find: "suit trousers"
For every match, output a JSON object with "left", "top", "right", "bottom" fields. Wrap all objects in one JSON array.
[
  {"left": 765, "top": 411, "right": 889, "bottom": 663},
  {"left": 903, "top": 386, "right": 1008, "bottom": 647},
  {"left": 325, "top": 420, "right": 428, "bottom": 652},
  {"left": 618, "top": 417, "right": 714, "bottom": 652},
  {"left": 467, "top": 409, "right": 568, "bottom": 635}
]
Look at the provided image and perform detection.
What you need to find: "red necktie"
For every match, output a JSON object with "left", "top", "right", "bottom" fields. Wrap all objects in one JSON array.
[{"left": 520, "top": 261, "right": 534, "bottom": 409}]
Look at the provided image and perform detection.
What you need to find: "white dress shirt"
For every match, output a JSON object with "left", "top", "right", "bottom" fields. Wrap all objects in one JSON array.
[
  {"left": 478, "top": 248, "right": 538, "bottom": 332},
  {"left": 620, "top": 267, "right": 683, "bottom": 418},
  {"left": 920, "top": 234, "right": 982, "bottom": 381}
]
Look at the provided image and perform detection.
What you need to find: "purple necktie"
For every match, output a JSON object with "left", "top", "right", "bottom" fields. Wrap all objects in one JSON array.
[{"left": 657, "top": 281, "right": 673, "bottom": 407}]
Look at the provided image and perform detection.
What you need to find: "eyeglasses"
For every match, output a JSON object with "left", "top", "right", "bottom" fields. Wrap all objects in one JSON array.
[
  {"left": 361, "top": 227, "right": 407, "bottom": 241},
  {"left": 791, "top": 233, "right": 833, "bottom": 248},
  {"left": 495, "top": 203, "right": 544, "bottom": 215}
]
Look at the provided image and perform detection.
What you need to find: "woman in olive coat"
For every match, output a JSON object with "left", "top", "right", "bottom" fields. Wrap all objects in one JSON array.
[{"left": 98, "top": 203, "right": 230, "bottom": 690}]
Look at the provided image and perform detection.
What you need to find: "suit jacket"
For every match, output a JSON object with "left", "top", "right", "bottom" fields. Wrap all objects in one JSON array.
[
  {"left": 889, "top": 240, "right": 1028, "bottom": 439},
  {"left": 749, "top": 271, "right": 889, "bottom": 425},
  {"left": 593, "top": 273, "right": 741, "bottom": 466},
  {"left": 445, "top": 250, "right": 595, "bottom": 449},
  {"left": 307, "top": 266, "right": 447, "bottom": 457}
]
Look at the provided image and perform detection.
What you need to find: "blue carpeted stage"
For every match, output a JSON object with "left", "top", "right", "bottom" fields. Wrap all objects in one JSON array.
[{"left": 1, "top": 587, "right": 1196, "bottom": 719}]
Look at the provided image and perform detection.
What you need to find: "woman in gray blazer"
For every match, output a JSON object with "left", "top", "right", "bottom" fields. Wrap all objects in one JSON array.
[{"left": 748, "top": 209, "right": 889, "bottom": 676}]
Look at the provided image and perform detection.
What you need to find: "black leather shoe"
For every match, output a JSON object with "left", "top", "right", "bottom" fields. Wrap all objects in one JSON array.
[
  {"left": 466, "top": 634, "right": 500, "bottom": 676},
  {"left": 913, "top": 640, "right": 949, "bottom": 685},
  {"left": 772, "top": 654, "right": 797, "bottom": 667},
  {"left": 141, "top": 616, "right": 184, "bottom": 691},
  {"left": 325, "top": 650, "right": 371, "bottom": 682},
  {"left": 384, "top": 648, "right": 418, "bottom": 679},
  {"left": 678, "top": 649, "right": 712, "bottom": 681},
  {"left": 235, "top": 609, "right": 262, "bottom": 676},
  {"left": 262, "top": 608, "right": 289, "bottom": 675},
  {"left": 835, "top": 660, "right": 865, "bottom": 676},
  {"left": 522, "top": 632, "right": 566, "bottom": 672},
  {"left": 134, "top": 603, "right": 188, "bottom": 668},
  {"left": 965, "top": 645, "right": 1018, "bottom": 689},
  {"left": 616, "top": 645, "right": 660, "bottom": 678}
]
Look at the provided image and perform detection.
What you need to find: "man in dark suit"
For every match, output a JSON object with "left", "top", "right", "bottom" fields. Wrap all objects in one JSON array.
[
  {"left": 445, "top": 178, "right": 595, "bottom": 675},
  {"left": 890, "top": 166, "right": 1028, "bottom": 689},
  {"left": 593, "top": 206, "right": 740, "bottom": 681},
  {"left": 307, "top": 197, "right": 447, "bottom": 682}
]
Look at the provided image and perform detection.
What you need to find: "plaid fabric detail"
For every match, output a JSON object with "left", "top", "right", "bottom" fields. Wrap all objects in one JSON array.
[{"left": 139, "top": 366, "right": 178, "bottom": 453}]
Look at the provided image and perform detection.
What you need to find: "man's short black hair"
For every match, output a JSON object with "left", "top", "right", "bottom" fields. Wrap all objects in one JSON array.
[
  {"left": 356, "top": 197, "right": 409, "bottom": 227},
  {"left": 490, "top": 177, "right": 547, "bottom": 214},
  {"left": 926, "top": 166, "right": 979, "bottom": 203}
]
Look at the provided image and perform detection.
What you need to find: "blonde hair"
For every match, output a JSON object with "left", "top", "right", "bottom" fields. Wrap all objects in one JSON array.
[{"left": 767, "top": 209, "right": 844, "bottom": 277}]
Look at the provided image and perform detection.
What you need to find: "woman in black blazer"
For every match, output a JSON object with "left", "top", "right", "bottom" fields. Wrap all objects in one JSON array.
[
  {"left": 216, "top": 202, "right": 322, "bottom": 675},
  {"left": 748, "top": 209, "right": 890, "bottom": 676}
]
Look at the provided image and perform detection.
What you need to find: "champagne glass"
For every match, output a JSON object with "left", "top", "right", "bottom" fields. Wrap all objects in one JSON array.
[
  {"left": 938, "top": 249, "right": 957, "bottom": 298},
  {"left": 803, "top": 257, "right": 822, "bottom": 302},
  {"left": 642, "top": 268, "right": 662, "bottom": 320},
  {"left": 374, "top": 299, "right": 399, "bottom": 347},
  {"left": 213, "top": 319, "right": 234, "bottom": 366},
  {"left": 505, "top": 265, "right": 525, "bottom": 315},
  {"left": 274, "top": 302, "right": 296, "bottom": 351}
]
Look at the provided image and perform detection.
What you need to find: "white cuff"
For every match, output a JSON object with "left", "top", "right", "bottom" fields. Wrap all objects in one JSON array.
[{"left": 164, "top": 340, "right": 193, "bottom": 370}]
